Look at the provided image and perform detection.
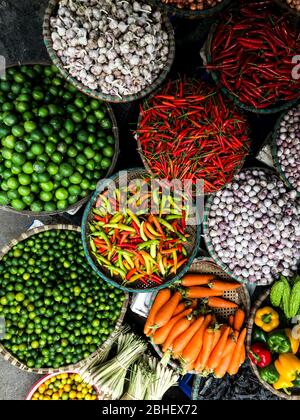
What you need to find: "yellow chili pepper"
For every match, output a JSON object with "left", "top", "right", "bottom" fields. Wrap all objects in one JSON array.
[{"left": 254, "top": 307, "right": 280, "bottom": 332}]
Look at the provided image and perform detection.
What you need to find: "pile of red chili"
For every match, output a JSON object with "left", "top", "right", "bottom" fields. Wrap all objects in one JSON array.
[
  {"left": 207, "top": 0, "right": 300, "bottom": 110},
  {"left": 137, "top": 79, "right": 250, "bottom": 194},
  {"left": 88, "top": 181, "right": 190, "bottom": 287}
]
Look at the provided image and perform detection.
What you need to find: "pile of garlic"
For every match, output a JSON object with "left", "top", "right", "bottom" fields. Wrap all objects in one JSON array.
[{"left": 50, "top": 0, "right": 170, "bottom": 98}]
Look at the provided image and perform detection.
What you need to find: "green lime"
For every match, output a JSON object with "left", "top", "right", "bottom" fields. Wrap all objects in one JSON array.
[
  {"left": 3, "top": 113, "right": 18, "bottom": 127},
  {"left": 55, "top": 188, "right": 68, "bottom": 201},
  {"left": 7, "top": 177, "right": 19, "bottom": 190},
  {"left": 18, "top": 186, "right": 31, "bottom": 197},
  {"left": 33, "top": 162, "right": 46, "bottom": 174},
  {"left": 69, "top": 173, "right": 82, "bottom": 185},
  {"left": 40, "top": 191, "right": 53, "bottom": 202},
  {"left": 18, "top": 174, "right": 31, "bottom": 186},
  {"left": 12, "top": 126, "right": 25, "bottom": 138},
  {"left": 47, "top": 163, "right": 59, "bottom": 176},
  {"left": 57, "top": 200, "right": 68, "bottom": 211},
  {"left": 2, "top": 135, "right": 16, "bottom": 149},
  {"left": 103, "top": 146, "right": 114, "bottom": 158},
  {"left": 30, "top": 202, "right": 43, "bottom": 212},
  {"left": 11, "top": 153, "right": 26, "bottom": 166},
  {"left": 52, "top": 152, "right": 63, "bottom": 164},
  {"left": 59, "top": 163, "right": 73, "bottom": 178},
  {"left": 68, "top": 185, "right": 81, "bottom": 196},
  {"left": 0, "top": 192, "right": 9, "bottom": 205},
  {"left": 15, "top": 141, "right": 27, "bottom": 153},
  {"left": 24, "top": 121, "right": 37, "bottom": 133},
  {"left": 11, "top": 199, "right": 26, "bottom": 211},
  {"left": 31, "top": 143, "right": 44, "bottom": 156},
  {"left": 67, "top": 146, "right": 77, "bottom": 158},
  {"left": 100, "top": 158, "right": 111, "bottom": 170},
  {"left": 40, "top": 181, "right": 54, "bottom": 192}
]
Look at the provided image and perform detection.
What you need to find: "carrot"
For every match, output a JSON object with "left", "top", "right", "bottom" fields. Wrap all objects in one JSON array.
[
  {"left": 208, "top": 280, "right": 241, "bottom": 291},
  {"left": 239, "top": 344, "right": 246, "bottom": 366},
  {"left": 194, "top": 327, "right": 217, "bottom": 372},
  {"left": 154, "top": 291, "right": 182, "bottom": 329},
  {"left": 228, "top": 315, "right": 234, "bottom": 327},
  {"left": 152, "top": 308, "right": 192, "bottom": 345},
  {"left": 173, "top": 299, "right": 197, "bottom": 316},
  {"left": 180, "top": 274, "right": 215, "bottom": 287},
  {"left": 214, "top": 342, "right": 237, "bottom": 378},
  {"left": 144, "top": 289, "right": 171, "bottom": 336},
  {"left": 181, "top": 314, "right": 212, "bottom": 366},
  {"left": 227, "top": 328, "right": 247, "bottom": 376},
  {"left": 233, "top": 308, "right": 245, "bottom": 332},
  {"left": 207, "top": 297, "right": 238, "bottom": 309},
  {"left": 207, "top": 326, "right": 231, "bottom": 371},
  {"left": 171, "top": 315, "right": 205, "bottom": 357},
  {"left": 221, "top": 331, "right": 238, "bottom": 359},
  {"left": 185, "top": 287, "right": 224, "bottom": 299},
  {"left": 162, "top": 316, "right": 193, "bottom": 353},
  {"left": 184, "top": 361, "right": 195, "bottom": 372}
]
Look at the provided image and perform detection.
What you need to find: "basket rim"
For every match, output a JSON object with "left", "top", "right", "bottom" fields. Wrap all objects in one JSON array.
[
  {"left": 246, "top": 289, "right": 300, "bottom": 400},
  {"left": 203, "top": 166, "right": 286, "bottom": 287},
  {"left": 204, "top": 22, "right": 300, "bottom": 114},
  {"left": 150, "top": 255, "right": 251, "bottom": 373},
  {"left": 271, "top": 107, "right": 300, "bottom": 197},
  {"left": 146, "top": 0, "right": 233, "bottom": 18},
  {"left": 0, "top": 62, "right": 120, "bottom": 216},
  {"left": 0, "top": 224, "right": 129, "bottom": 374},
  {"left": 135, "top": 77, "right": 249, "bottom": 196},
  {"left": 42, "top": 0, "right": 176, "bottom": 104},
  {"left": 81, "top": 167, "right": 201, "bottom": 293}
]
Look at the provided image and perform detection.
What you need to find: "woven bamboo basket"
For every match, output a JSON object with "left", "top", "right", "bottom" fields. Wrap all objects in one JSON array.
[
  {"left": 0, "top": 62, "right": 119, "bottom": 217},
  {"left": 204, "top": 23, "right": 300, "bottom": 114},
  {"left": 271, "top": 108, "right": 300, "bottom": 197},
  {"left": 145, "top": 0, "right": 232, "bottom": 19},
  {"left": 151, "top": 256, "right": 251, "bottom": 374},
  {"left": 203, "top": 166, "right": 294, "bottom": 287},
  {"left": 43, "top": 0, "right": 176, "bottom": 104},
  {"left": 0, "top": 224, "right": 129, "bottom": 374},
  {"left": 135, "top": 78, "right": 249, "bottom": 196},
  {"left": 82, "top": 168, "right": 201, "bottom": 293},
  {"left": 246, "top": 289, "right": 300, "bottom": 400}
]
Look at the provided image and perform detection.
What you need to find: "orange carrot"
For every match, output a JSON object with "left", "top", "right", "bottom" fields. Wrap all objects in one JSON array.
[
  {"left": 221, "top": 331, "right": 238, "bottom": 359},
  {"left": 208, "top": 280, "right": 241, "bottom": 291},
  {"left": 239, "top": 344, "right": 246, "bottom": 366},
  {"left": 207, "top": 297, "right": 238, "bottom": 309},
  {"left": 207, "top": 326, "right": 231, "bottom": 371},
  {"left": 152, "top": 308, "right": 192, "bottom": 345},
  {"left": 181, "top": 314, "right": 212, "bottom": 366},
  {"left": 184, "top": 361, "right": 195, "bottom": 372},
  {"left": 144, "top": 289, "right": 171, "bottom": 336},
  {"left": 233, "top": 308, "right": 245, "bottom": 332},
  {"left": 173, "top": 299, "right": 197, "bottom": 316},
  {"left": 180, "top": 274, "right": 215, "bottom": 287},
  {"left": 214, "top": 342, "right": 237, "bottom": 378},
  {"left": 194, "top": 327, "right": 216, "bottom": 372},
  {"left": 185, "top": 287, "right": 223, "bottom": 299},
  {"left": 227, "top": 328, "right": 247, "bottom": 376},
  {"left": 228, "top": 315, "right": 234, "bottom": 327},
  {"left": 171, "top": 315, "right": 205, "bottom": 357},
  {"left": 162, "top": 316, "right": 193, "bottom": 353},
  {"left": 154, "top": 291, "right": 182, "bottom": 329}
]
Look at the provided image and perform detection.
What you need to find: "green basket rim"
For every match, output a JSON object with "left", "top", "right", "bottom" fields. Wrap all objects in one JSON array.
[
  {"left": 81, "top": 168, "right": 201, "bottom": 293},
  {"left": 43, "top": 0, "right": 176, "bottom": 104},
  {"left": 0, "top": 62, "right": 120, "bottom": 216},
  {"left": 145, "top": 0, "right": 233, "bottom": 19},
  {"left": 203, "top": 166, "right": 288, "bottom": 286},
  {"left": 205, "top": 23, "right": 300, "bottom": 114},
  {"left": 135, "top": 78, "right": 249, "bottom": 195},
  {"left": 271, "top": 107, "right": 300, "bottom": 197},
  {"left": 0, "top": 224, "right": 129, "bottom": 374}
]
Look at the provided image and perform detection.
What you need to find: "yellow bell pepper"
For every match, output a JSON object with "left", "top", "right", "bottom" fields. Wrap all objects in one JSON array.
[
  {"left": 273, "top": 376, "right": 294, "bottom": 391},
  {"left": 274, "top": 353, "right": 300, "bottom": 382},
  {"left": 254, "top": 307, "right": 280, "bottom": 332},
  {"left": 285, "top": 328, "right": 299, "bottom": 354}
]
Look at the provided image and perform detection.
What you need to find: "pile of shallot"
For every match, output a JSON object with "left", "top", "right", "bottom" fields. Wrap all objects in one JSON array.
[
  {"left": 275, "top": 105, "right": 300, "bottom": 193},
  {"left": 205, "top": 168, "right": 300, "bottom": 285},
  {"left": 50, "top": 0, "right": 170, "bottom": 98}
]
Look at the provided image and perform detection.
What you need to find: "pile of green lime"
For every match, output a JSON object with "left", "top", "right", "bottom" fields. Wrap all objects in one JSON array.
[
  {"left": 0, "top": 65, "right": 116, "bottom": 212},
  {"left": 0, "top": 229, "right": 126, "bottom": 369}
]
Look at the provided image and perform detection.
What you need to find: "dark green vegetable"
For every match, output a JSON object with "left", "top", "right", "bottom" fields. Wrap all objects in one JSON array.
[
  {"left": 259, "top": 363, "right": 280, "bottom": 385},
  {"left": 252, "top": 327, "right": 268, "bottom": 344},
  {"left": 0, "top": 65, "right": 116, "bottom": 212},
  {"left": 270, "top": 279, "right": 285, "bottom": 307},
  {"left": 0, "top": 229, "right": 125, "bottom": 369},
  {"left": 267, "top": 330, "right": 291, "bottom": 354}
]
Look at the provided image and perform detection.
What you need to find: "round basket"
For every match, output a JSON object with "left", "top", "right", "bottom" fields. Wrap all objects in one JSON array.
[
  {"left": 271, "top": 108, "right": 300, "bottom": 197},
  {"left": 0, "top": 62, "right": 119, "bottom": 217},
  {"left": 151, "top": 256, "right": 251, "bottom": 374},
  {"left": 82, "top": 168, "right": 201, "bottom": 293},
  {"left": 246, "top": 289, "right": 300, "bottom": 400},
  {"left": 204, "top": 23, "right": 300, "bottom": 114},
  {"left": 43, "top": 0, "right": 175, "bottom": 104},
  {"left": 203, "top": 166, "right": 293, "bottom": 287},
  {"left": 0, "top": 224, "right": 129, "bottom": 374},
  {"left": 135, "top": 78, "right": 249, "bottom": 196},
  {"left": 145, "top": 0, "right": 232, "bottom": 19},
  {"left": 25, "top": 371, "right": 101, "bottom": 400}
]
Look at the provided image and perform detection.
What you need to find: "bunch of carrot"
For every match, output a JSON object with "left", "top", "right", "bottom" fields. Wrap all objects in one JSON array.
[{"left": 144, "top": 275, "right": 247, "bottom": 377}]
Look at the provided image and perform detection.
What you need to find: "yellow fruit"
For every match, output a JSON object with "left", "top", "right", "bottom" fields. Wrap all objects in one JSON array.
[
  {"left": 82, "top": 388, "right": 88, "bottom": 396},
  {"left": 38, "top": 384, "right": 46, "bottom": 394},
  {"left": 91, "top": 395, "right": 97, "bottom": 400},
  {"left": 77, "top": 384, "right": 83, "bottom": 392},
  {"left": 69, "top": 391, "right": 77, "bottom": 399},
  {"left": 76, "top": 392, "right": 83, "bottom": 400},
  {"left": 85, "top": 394, "right": 91, "bottom": 400},
  {"left": 43, "top": 396, "right": 51, "bottom": 400},
  {"left": 74, "top": 374, "right": 82, "bottom": 383},
  {"left": 45, "top": 380, "right": 51, "bottom": 387},
  {"left": 64, "top": 384, "right": 71, "bottom": 392},
  {"left": 52, "top": 393, "right": 60, "bottom": 400},
  {"left": 46, "top": 389, "right": 53, "bottom": 396}
]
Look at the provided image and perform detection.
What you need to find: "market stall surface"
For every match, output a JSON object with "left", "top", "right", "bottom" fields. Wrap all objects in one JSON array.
[{"left": 0, "top": 0, "right": 285, "bottom": 401}]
